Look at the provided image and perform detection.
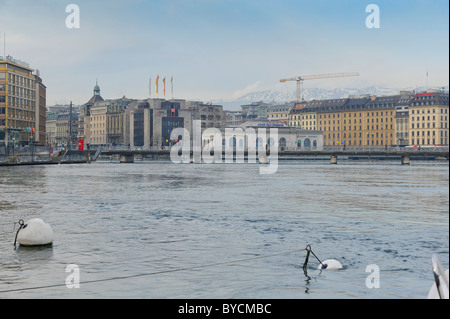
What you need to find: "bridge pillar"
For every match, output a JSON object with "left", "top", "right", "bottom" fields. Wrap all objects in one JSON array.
[
  {"left": 401, "top": 155, "right": 410, "bottom": 165},
  {"left": 120, "top": 154, "right": 134, "bottom": 163},
  {"left": 330, "top": 154, "right": 338, "bottom": 165}
]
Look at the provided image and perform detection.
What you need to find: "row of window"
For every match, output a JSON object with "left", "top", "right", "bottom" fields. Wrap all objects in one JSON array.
[
  {"left": 7, "top": 96, "right": 36, "bottom": 108},
  {"left": 7, "top": 72, "right": 35, "bottom": 89},
  {"left": 411, "top": 138, "right": 448, "bottom": 145},
  {"left": 319, "top": 111, "right": 394, "bottom": 118},
  {"left": 411, "top": 130, "right": 448, "bottom": 137},
  {"left": 7, "top": 85, "right": 36, "bottom": 100},
  {"left": 411, "top": 108, "right": 448, "bottom": 114},
  {"left": 319, "top": 117, "right": 394, "bottom": 125},
  {"left": 411, "top": 123, "right": 448, "bottom": 129}
]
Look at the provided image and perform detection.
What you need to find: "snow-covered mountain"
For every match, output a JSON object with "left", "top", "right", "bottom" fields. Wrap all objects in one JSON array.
[{"left": 217, "top": 86, "right": 448, "bottom": 110}]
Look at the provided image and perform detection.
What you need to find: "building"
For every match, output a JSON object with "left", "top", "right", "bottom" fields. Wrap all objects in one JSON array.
[
  {"left": 290, "top": 92, "right": 441, "bottom": 147},
  {"left": 289, "top": 102, "right": 307, "bottom": 127},
  {"left": 124, "top": 98, "right": 226, "bottom": 148},
  {"left": 55, "top": 112, "right": 78, "bottom": 148},
  {"left": 394, "top": 91, "right": 413, "bottom": 147},
  {"left": 202, "top": 120, "right": 324, "bottom": 152},
  {"left": 89, "top": 96, "right": 133, "bottom": 146},
  {"left": 45, "top": 113, "right": 58, "bottom": 146},
  {"left": 267, "top": 102, "right": 294, "bottom": 125},
  {"left": 46, "top": 104, "right": 80, "bottom": 147},
  {"left": 409, "top": 91, "right": 449, "bottom": 147},
  {"left": 126, "top": 99, "right": 183, "bottom": 148},
  {"left": 191, "top": 103, "right": 226, "bottom": 129},
  {"left": 225, "top": 110, "right": 244, "bottom": 126},
  {"left": 289, "top": 101, "right": 318, "bottom": 129},
  {"left": 315, "top": 98, "right": 350, "bottom": 146},
  {"left": 78, "top": 81, "right": 104, "bottom": 146},
  {"left": 0, "top": 55, "right": 46, "bottom": 146},
  {"left": 35, "top": 75, "right": 47, "bottom": 145},
  {"left": 241, "top": 101, "right": 270, "bottom": 120}
]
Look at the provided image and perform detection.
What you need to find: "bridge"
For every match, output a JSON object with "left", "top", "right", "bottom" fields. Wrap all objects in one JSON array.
[
  {"left": 99, "top": 147, "right": 449, "bottom": 165},
  {"left": 2, "top": 146, "right": 448, "bottom": 165}
]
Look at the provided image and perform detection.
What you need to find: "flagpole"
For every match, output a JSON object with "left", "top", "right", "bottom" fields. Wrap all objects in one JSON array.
[
  {"left": 149, "top": 77, "right": 151, "bottom": 98},
  {"left": 171, "top": 76, "right": 174, "bottom": 100}
]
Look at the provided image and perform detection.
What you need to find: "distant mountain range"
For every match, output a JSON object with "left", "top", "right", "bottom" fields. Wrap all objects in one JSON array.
[{"left": 218, "top": 86, "right": 449, "bottom": 110}]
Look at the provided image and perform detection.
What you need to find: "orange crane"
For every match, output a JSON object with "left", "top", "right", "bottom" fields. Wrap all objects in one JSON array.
[{"left": 280, "top": 72, "right": 360, "bottom": 102}]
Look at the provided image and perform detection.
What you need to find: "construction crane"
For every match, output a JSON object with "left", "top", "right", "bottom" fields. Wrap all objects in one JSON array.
[{"left": 280, "top": 72, "right": 360, "bottom": 102}]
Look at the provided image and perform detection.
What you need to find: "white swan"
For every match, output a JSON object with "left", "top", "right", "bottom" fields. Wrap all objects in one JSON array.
[{"left": 16, "top": 218, "right": 54, "bottom": 247}]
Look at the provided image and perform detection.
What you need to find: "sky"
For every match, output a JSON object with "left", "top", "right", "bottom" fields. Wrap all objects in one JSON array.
[{"left": 0, "top": 0, "right": 449, "bottom": 106}]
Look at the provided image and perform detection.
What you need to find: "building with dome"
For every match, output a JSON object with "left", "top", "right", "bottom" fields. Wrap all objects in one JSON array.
[{"left": 77, "top": 80, "right": 104, "bottom": 145}]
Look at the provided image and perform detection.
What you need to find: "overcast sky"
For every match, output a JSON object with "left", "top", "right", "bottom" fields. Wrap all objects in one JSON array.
[{"left": 1, "top": 0, "right": 448, "bottom": 105}]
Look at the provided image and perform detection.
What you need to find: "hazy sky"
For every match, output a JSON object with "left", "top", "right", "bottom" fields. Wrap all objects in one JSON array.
[{"left": 1, "top": 0, "right": 448, "bottom": 105}]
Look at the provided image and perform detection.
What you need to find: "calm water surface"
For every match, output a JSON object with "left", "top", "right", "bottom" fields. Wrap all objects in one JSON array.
[{"left": 0, "top": 160, "right": 448, "bottom": 298}]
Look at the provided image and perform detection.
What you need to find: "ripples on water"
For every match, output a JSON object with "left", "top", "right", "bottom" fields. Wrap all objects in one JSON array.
[{"left": 0, "top": 160, "right": 448, "bottom": 298}]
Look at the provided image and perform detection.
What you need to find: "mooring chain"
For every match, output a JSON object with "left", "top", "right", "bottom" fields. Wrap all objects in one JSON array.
[{"left": 13, "top": 219, "right": 26, "bottom": 248}]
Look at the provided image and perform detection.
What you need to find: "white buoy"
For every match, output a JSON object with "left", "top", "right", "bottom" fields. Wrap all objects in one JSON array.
[
  {"left": 16, "top": 218, "right": 54, "bottom": 247},
  {"left": 258, "top": 155, "right": 269, "bottom": 164},
  {"left": 318, "top": 259, "right": 343, "bottom": 270}
]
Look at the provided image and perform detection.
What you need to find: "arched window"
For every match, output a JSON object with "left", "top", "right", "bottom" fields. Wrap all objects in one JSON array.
[{"left": 304, "top": 138, "right": 311, "bottom": 149}]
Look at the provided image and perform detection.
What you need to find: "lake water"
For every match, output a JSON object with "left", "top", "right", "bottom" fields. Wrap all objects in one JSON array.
[{"left": 0, "top": 160, "right": 448, "bottom": 299}]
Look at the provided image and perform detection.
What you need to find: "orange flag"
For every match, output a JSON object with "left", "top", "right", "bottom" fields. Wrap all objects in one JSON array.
[
  {"left": 156, "top": 75, "right": 159, "bottom": 94},
  {"left": 163, "top": 77, "right": 166, "bottom": 97}
]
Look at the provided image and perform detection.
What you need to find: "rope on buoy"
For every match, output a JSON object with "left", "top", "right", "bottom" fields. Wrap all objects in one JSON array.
[{"left": 13, "top": 219, "right": 26, "bottom": 249}]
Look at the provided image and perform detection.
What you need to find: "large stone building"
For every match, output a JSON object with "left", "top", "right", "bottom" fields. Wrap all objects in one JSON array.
[
  {"left": 202, "top": 120, "right": 324, "bottom": 152},
  {"left": 289, "top": 90, "right": 449, "bottom": 147},
  {"left": 89, "top": 96, "right": 134, "bottom": 146},
  {"left": 78, "top": 81, "right": 104, "bottom": 145},
  {"left": 409, "top": 91, "right": 449, "bottom": 147},
  {"left": 0, "top": 56, "right": 46, "bottom": 146}
]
